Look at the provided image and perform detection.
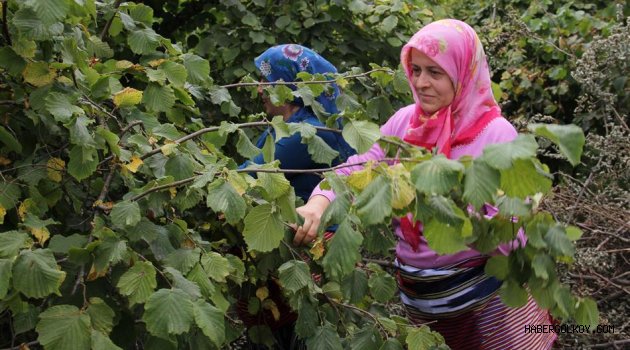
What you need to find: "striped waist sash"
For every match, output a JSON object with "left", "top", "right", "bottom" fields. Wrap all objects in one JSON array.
[{"left": 395, "top": 257, "right": 501, "bottom": 319}]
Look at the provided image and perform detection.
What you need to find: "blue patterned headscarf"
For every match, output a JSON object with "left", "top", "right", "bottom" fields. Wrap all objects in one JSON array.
[{"left": 254, "top": 44, "right": 340, "bottom": 116}]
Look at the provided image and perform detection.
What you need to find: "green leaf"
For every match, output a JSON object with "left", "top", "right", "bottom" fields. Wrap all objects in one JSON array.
[
  {"left": 257, "top": 172, "right": 290, "bottom": 200},
  {"left": 500, "top": 159, "right": 552, "bottom": 198},
  {"left": 295, "top": 301, "right": 318, "bottom": 338},
  {"left": 275, "top": 15, "right": 291, "bottom": 29},
  {"left": 165, "top": 154, "right": 195, "bottom": 181},
  {"left": 306, "top": 323, "right": 343, "bottom": 350},
  {"left": 86, "top": 297, "right": 115, "bottom": 335},
  {"left": 480, "top": 134, "right": 538, "bottom": 169},
  {"left": 91, "top": 330, "right": 123, "bottom": 350},
  {"left": 13, "top": 249, "right": 65, "bottom": 298},
  {"left": 499, "top": 280, "right": 528, "bottom": 307},
  {"left": 406, "top": 325, "right": 444, "bottom": 350},
  {"left": 305, "top": 135, "right": 339, "bottom": 165},
  {"left": 278, "top": 260, "right": 311, "bottom": 294},
  {"left": 262, "top": 133, "right": 275, "bottom": 163},
  {"left": 87, "top": 36, "right": 114, "bottom": 59},
  {"left": 69, "top": 116, "right": 97, "bottom": 148},
  {"left": 0, "top": 231, "right": 30, "bottom": 258},
  {"left": 206, "top": 179, "right": 246, "bottom": 224},
  {"left": 129, "top": 3, "right": 154, "bottom": 25},
  {"left": 193, "top": 299, "right": 225, "bottom": 348},
  {"left": 350, "top": 326, "right": 383, "bottom": 350},
  {"left": 127, "top": 28, "right": 160, "bottom": 54},
  {"left": 381, "top": 15, "right": 398, "bottom": 32},
  {"left": 93, "top": 236, "right": 128, "bottom": 271},
  {"left": 423, "top": 218, "right": 469, "bottom": 255},
  {"left": 531, "top": 254, "right": 555, "bottom": 281},
  {"left": 575, "top": 298, "right": 598, "bottom": 329},
  {"left": 163, "top": 248, "right": 200, "bottom": 274},
  {"left": 0, "top": 125, "right": 22, "bottom": 154},
  {"left": 463, "top": 161, "right": 500, "bottom": 209},
  {"left": 0, "top": 183, "right": 21, "bottom": 209},
  {"left": 242, "top": 204, "right": 284, "bottom": 252},
  {"left": 36, "top": 305, "right": 90, "bottom": 350},
  {"left": 45, "top": 92, "right": 84, "bottom": 122},
  {"left": 355, "top": 175, "right": 392, "bottom": 226},
  {"left": 485, "top": 255, "right": 509, "bottom": 280},
  {"left": 182, "top": 54, "right": 210, "bottom": 85},
  {"left": 143, "top": 83, "right": 176, "bottom": 112},
  {"left": 565, "top": 226, "right": 583, "bottom": 241},
  {"left": 553, "top": 285, "right": 575, "bottom": 318},
  {"left": 159, "top": 61, "right": 187, "bottom": 87},
  {"left": 186, "top": 264, "right": 216, "bottom": 299},
  {"left": 67, "top": 146, "right": 98, "bottom": 181},
  {"left": 544, "top": 225, "right": 574, "bottom": 257},
  {"left": 341, "top": 269, "right": 368, "bottom": 303},
  {"left": 411, "top": 155, "right": 464, "bottom": 195},
  {"left": 368, "top": 271, "right": 397, "bottom": 303},
  {"left": 271, "top": 116, "right": 290, "bottom": 139},
  {"left": 342, "top": 119, "right": 380, "bottom": 154},
  {"left": 241, "top": 12, "right": 261, "bottom": 27},
  {"left": 200, "top": 252, "right": 231, "bottom": 283},
  {"left": 110, "top": 200, "right": 141, "bottom": 228},
  {"left": 116, "top": 261, "right": 157, "bottom": 305},
  {"left": 288, "top": 122, "right": 317, "bottom": 139},
  {"left": 25, "top": 0, "right": 69, "bottom": 24},
  {"left": 163, "top": 267, "right": 201, "bottom": 299},
  {"left": 276, "top": 188, "right": 298, "bottom": 223},
  {"left": 236, "top": 130, "right": 261, "bottom": 159},
  {"left": 0, "top": 47, "right": 27, "bottom": 76},
  {"left": 322, "top": 219, "right": 363, "bottom": 281},
  {"left": 143, "top": 288, "right": 194, "bottom": 336},
  {"left": 13, "top": 8, "right": 63, "bottom": 41},
  {"left": 528, "top": 124, "right": 585, "bottom": 166},
  {"left": 380, "top": 338, "right": 404, "bottom": 350},
  {"left": 0, "top": 259, "right": 12, "bottom": 299}
]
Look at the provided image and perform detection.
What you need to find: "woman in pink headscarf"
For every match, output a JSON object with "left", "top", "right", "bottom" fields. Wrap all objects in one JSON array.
[{"left": 293, "top": 19, "right": 556, "bottom": 349}]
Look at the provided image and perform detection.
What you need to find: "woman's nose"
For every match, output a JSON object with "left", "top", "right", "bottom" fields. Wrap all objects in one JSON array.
[
  {"left": 257, "top": 85, "right": 263, "bottom": 95},
  {"left": 414, "top": 73, "right": 430, "bottom": 89}
]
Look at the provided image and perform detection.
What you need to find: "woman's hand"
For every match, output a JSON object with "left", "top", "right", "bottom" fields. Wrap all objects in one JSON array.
[{"left": 293, "top": 195, "right": 331, "bottom": 246}]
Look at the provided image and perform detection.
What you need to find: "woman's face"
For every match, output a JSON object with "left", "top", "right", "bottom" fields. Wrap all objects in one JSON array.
[
  {"left": 257, "top": 84, "right": 296, "bottom": 120},
  {"left": 409, "top": 49, "right": 455, "bottom": 115}
]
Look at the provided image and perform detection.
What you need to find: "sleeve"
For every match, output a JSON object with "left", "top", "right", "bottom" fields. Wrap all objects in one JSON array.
[{"left": 310, "top": 106, "right": 413, "bottom": 201}]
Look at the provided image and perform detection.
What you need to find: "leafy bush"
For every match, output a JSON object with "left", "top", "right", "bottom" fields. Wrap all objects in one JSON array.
[{"left": 0, "top": 1, "right": 607, "bottom": 349}]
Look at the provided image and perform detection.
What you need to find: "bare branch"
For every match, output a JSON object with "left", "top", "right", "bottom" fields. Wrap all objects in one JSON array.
[
  {"left": 221, "top": 68, "right": 392, "bottom": 89},
  {"left": 100, "top": 0, "right": 123, "bottom": 41},
  {"left": 1, "top": 0, "right": 11, "bottom": 46}
]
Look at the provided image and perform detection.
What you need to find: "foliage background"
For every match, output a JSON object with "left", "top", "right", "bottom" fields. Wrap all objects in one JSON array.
[{"left": 0, "top": 0, "right": 628, "bottom": 349}]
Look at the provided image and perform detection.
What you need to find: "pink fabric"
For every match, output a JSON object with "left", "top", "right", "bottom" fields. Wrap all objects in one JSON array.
[
  {"left": 400, "top": 19, "right": 501, "bottom": 157},
  {"left": 311, "top": 106, "right": 524, "bottom": 268}
]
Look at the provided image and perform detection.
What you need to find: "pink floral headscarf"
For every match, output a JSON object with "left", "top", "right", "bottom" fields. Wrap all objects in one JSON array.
[{"left": 400, "top": 19, "right": 501, "bottom": 157}]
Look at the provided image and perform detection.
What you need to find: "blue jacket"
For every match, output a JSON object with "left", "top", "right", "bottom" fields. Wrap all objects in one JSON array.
[{"left": 240, "top": 108, "right": 355, "bottom": 202}]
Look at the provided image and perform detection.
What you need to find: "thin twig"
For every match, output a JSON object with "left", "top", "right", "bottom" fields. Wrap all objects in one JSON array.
[
  {"left": 130, "top": 177, "right": 198, "bottom": 202},
  {"left": 120, "top": 120, "right": 143, "bottom": 137},
  {"left": 100, "top": 0, "right": 123, "bottom": 41},
  {"left": 129, "top": 156, "right": 422, "bottom": 202},
  {"left": 567, "top": 157, "right": 602, "bottom": 223},
  {"left": 363, "top": 258, "right": 396, "bottom": 268},
  {"left": 1, "top": 0, "right": 11, "bottom": 46},
  {"left": 590, "top": 339, "right": 630, "bottom": 349},
  {"left": 327, "top": 298, "right": 388, "bottom": 338},
  {"left": 139, "top": 121, "right": 346, "bottom": 160},
  {"left": 220, "top": 68, "right": 392, "bottom": 89}
]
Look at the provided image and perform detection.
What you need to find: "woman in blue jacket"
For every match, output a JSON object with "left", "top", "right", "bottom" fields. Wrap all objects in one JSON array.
[{"left": 240, "top": 44, "right": 355, "bottom": 201}]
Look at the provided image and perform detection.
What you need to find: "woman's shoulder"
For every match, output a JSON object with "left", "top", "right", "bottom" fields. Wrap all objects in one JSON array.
[
  {"left": 381, "top": 104, "right": 416, "bottom": 138},
  {"left": 479, "top": 117, "right": 518, "bottom": 143}
]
